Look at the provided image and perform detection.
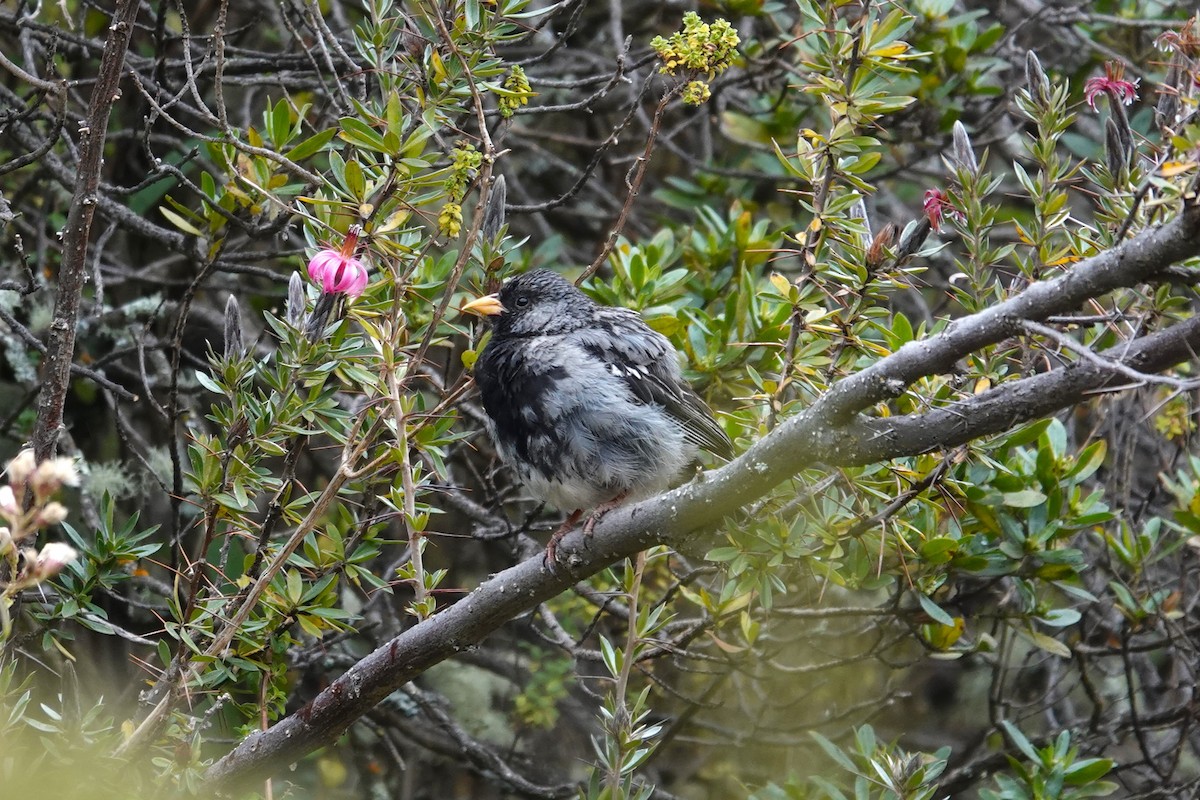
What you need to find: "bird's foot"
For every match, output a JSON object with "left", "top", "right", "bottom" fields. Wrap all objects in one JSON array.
[
  {"left": 582, "top": 492, "right": 629, "bottom": 539},
  {"left": 543, "top": 509, "right": 583, "bottom": 570},
  {"left": 543, "top": 495, "right": 630, "bottom": 570}
]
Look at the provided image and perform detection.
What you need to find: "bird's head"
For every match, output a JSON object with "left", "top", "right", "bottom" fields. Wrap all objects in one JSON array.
[{"left": 462, "top": 270, "right": 590, "bottom": 336}]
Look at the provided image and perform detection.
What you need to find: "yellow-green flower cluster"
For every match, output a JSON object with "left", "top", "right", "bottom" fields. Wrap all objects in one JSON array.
[
  {"left": 450, "top": 142, "right": 483, "bottom": 177},
  {"left": 498, "top": 65, "right": 534, "bottom": 118},
  {"left": 438, "top": 201, "right": 463, "bottom": 238},
  {"left": 682, "top": 80, "right": 711, "bottom": 105},
  {"left": 439, "top": 143, "right": 484, "bottom": 238},
  {"left": 1155, "top": 394, "right": 1197, "bottom": 440},
  {"left": 651, "top": 12, "right": 740, "bottom": 78}
]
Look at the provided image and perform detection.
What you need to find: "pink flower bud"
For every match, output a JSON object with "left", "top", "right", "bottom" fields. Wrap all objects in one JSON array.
[
  {"left": 0, "top": 486, "right": 17, "bottom": 518},
  {"left": 308, "top": 226, "right": 370, "bottom": 298}
]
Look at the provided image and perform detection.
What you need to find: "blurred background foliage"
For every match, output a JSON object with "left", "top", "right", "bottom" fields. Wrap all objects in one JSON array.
[{"left": 2, "top": 0, "right": 1200, "bottom": 797}]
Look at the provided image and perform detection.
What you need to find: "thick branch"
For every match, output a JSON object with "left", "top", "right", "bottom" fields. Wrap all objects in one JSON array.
[
  {"left": 817, "top": 205, "right": 1200, "bottom": 423},
  {"left": 837, "top": 313, "right": 1200, "bottom": 463},
  {"left": 202, "top": 206, "right": 1200, "bottom": 793},
  {"left": 30, "top": 0, "right": 140, "bottom": 460}
]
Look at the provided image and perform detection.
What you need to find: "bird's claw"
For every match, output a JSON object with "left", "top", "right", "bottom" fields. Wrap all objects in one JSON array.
[
  {"left": 582, "top": 493, "right": 626, "bottom": 541},
  {"left": 542, "top": 510, "right": 582, "bottom": 573},
  {"left": 543, "top": 528, "right": 567, "bottom": 570},
  {"left": 541, "top": 499, "right": 625, "bottom": 571}
]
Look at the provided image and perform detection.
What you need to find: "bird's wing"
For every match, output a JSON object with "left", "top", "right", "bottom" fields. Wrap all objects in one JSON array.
[{"left": 578, "top": 308, "right": 734, "bottom": 459}]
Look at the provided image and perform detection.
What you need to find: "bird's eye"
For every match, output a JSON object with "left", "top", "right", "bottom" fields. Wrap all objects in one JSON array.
[{"left": 514, "top": 294, "right": 530, "bottom": 308}]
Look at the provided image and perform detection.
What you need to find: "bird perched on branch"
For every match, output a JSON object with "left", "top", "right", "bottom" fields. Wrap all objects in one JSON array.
[{"left": 463, "top": 270, "right": 733, "bottom": 565}]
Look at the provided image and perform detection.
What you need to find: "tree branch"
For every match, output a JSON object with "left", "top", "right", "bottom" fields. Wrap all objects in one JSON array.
[
  {"left": 839, "top": 313, "right": 1200, "bottom": 463},
  {"left": 202, "top": 204, "right": 1200, "bottom": 793},
  {"left": 30, "top": 0, "right": 140, "bottom": 460},
  {"left": 817, "top": 204, "right": 1200, "bottom": 423}
]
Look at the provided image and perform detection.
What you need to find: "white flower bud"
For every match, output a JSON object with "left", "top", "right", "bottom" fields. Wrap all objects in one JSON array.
[
  {"left": 1025, "top": 51, "right": 1050, "bottom": 105},
  {"left": 951, "top": 121, "right": 978, "bottom": 175},
  {"left": 286, "top": 271, "right": 307, "bottom": 328},
  {"left": 38, "top": 502, "right": 68, "bottom": 527},
  {"left": 5, "top": 450, "right": 36, "bottom": 486},
  {"left": 34, "top": 542, "right": 78, "bottom": 579},
  {"left": 224, "top": 295, "right": 245, "bottom": 359},
  {"left": 482, "top": 174, "right": 507, "bottom": 242},
  {"left": 31, "top": 457, "right": 80, "bottom": 496}
]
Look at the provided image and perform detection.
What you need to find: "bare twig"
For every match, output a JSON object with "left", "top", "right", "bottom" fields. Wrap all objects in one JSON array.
[
  {"left": 579, "top": 83, "right": 680, "bottom": 285},
  {"left": 31, "top": 0, "right": 140, "bottom": 460}
]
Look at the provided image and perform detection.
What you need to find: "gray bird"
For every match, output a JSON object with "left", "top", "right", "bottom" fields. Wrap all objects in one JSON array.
[{"left": 463, "top": 270, "right": 733, "bottom": 563}]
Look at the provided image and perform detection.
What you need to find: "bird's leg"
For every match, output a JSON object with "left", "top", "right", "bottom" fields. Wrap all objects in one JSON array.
[
  {"left": 582, "top": 492, "right": 629, "bottom": 538},
  {"left": 544, "top": 509, "right": 583, "bottom": 567}
]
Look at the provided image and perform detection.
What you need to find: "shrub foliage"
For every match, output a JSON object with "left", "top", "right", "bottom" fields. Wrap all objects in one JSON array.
[{"left": 2, "top": 0, "right": 1200, "bottom": 798}]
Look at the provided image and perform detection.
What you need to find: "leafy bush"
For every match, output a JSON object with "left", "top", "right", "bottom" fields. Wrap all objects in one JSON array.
[{"left": 1, "top": 0, "right": 1199, "bottom": 798}]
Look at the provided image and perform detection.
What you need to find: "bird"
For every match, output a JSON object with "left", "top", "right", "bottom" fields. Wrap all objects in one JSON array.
[{"left": 462, "top": 269, "right": 733, "bottom": 564}]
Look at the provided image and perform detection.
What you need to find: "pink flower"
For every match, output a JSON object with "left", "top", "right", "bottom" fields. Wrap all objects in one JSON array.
[
  {"left": 1156, "top": 18, "right": 1198, "bottom": 56},
  {"left": 1157, "top": 30, "right": 1181, "bottom": 53},
  {"left": 1084, "top": 61, "right": 1139, "bottom": 110},
  {"left": 923, "top": 189, "right": 960, "bottom": 232},
  {"left": 308, "top": 226, "right": 369, "bottom": 298}
]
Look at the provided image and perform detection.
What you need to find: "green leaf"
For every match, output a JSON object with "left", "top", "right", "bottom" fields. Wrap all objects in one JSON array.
[
  {"left": 810, "top": 731, "right": 858, "bottom": 773},
  {"left": 705, "top": 546, "right": 741, "bottom": 562},
  {"left": 917, "top": 593, "right": 956, "bottom": 627},
  {"left": 194, "top": 370, "right": 224, "bottom": 395},
  {"left": 890, "top": 312, "right": 914, "bottom": 347},
  {"left": 1064, "top": 757, "right": 1114, "bottom": 785},
  {"left": 1000, "top": 720, "right": 1042, "bottom": 763},
  {"left": 343, "top": 159, "right": 366, "bottom": 199},
  {"left": 286, "top": 570, "right": 303, "bottom": 606},
  {"left": 1043, "top": 418, "right": 1067, "bottom": 458},
  {"left": 841, "top": 150, "right": 882, "bottom": 175},
  {"left": 160, "top": 205, "right": 203, "bottom": 236},
  {"left": 996, "top": 419, "right": 1051, "bottom": 450},
  {"left": 270, "top": 97, "right": 291, "bottom": 147},
  {"left": 598, "top": 635, "right": 620, "bottom": 678},
  {"left": 1067, "top": 440, "right": 1107, "bottom": 483},
  {"left": 772, "top": 139, "right": 809, "bottom": 180},
  {"left": 286, "top": 128, "right": 337, "bottom": 162},
  {"left": 1026, "top": 629, "right": 1071, "bottom": 658},
  {"left": 1003, "top": 489, "right": 1047, "bottom": 508},
  {"left": 1039, "top": 608, "right": 1081, "bottom": 627},
  {"left": 339, "top": 117, "right": 386, "bottom": 152}
]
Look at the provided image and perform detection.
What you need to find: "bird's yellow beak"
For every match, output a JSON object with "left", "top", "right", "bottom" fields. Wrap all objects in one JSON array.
[{"left": 461, "top": 293, "right": 505, "bottom": 317}]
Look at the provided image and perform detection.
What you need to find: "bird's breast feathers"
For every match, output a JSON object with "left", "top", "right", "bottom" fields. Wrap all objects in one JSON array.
[{"left": 475, "top": 334, "right": 693, "bottom": 507}]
